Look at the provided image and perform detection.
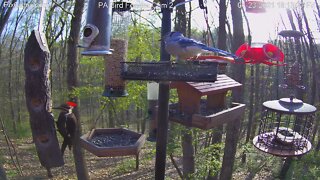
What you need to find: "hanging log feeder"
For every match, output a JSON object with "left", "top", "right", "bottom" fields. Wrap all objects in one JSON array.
[
  {"left": 169, "top": 75, "right": 245, "bottom": 129},
  {"left": 24, "top": 31, "right": 64, "bottom": 169},
  {"left": 80, "top": 128, "right": 146, "bottom": 170},
  {"left": 253, "top": 97, "right": 317, "bottom": 157}
]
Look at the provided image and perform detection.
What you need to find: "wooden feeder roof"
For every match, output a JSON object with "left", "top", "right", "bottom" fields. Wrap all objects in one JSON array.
[{"left": 171, "top": 74, "right": 242, "bottom": 96}]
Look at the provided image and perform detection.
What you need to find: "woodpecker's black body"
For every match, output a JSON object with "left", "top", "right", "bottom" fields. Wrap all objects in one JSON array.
[{"left": 55, "top": 105, "right": 77, "bottom": 155}]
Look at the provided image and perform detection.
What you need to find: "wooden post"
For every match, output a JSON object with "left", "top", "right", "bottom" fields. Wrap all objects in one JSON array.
[{"left": 24, "top": 30, "right": 64, "bottom": 172}]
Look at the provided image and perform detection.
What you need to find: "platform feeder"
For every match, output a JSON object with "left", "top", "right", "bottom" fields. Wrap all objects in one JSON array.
[
  {"left": 80, "top": 128, "right": 145, "bottom": 170},
  {"left": 169, "top": 74, "right": 245, "bottom": 129}
]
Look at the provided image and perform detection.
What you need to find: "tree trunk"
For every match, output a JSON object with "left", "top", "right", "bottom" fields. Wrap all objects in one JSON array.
[
  {"left": 219, "top": 118, "right": 241, "bottom": 180},
  {"left": 175, "top": 2, "right": 195, "bottom": 178},
  {"left": 66, "top": 0, "right": 89, "bottom": 179},
  {"left": 0, "top": 0, "right": 17, "bottom": 35},
  {"left": 300, "top": 0, "right": 318, "bottom": 105},
  {"left": 208, "top": 2, "right": 227, "bottom": 179},
  {"left": 182, "top": 128, "right": 195, "bottom": 179},
  {"left": 174, "top": 1, "right": 187, "bottom": 35},
  {"left": 230, "top": 0, "right": 246, "bottom": 103},
  {"left": 219, "top": 1, "right": 245, "bottom": 179},
  {"left": 217, "top": 0, "right": 227, "bottom": 50},
  {"left": 0, "top": 163, "right": 7, "bottom": 180}
]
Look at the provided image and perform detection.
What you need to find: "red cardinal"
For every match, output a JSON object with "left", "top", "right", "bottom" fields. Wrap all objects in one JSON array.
[{"left": 235, "top": 43, "right": 285, "bottom": 66}]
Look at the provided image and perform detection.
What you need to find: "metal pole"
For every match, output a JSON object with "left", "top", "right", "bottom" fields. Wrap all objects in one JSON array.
[{"left": 155, "top": 2, "right": 171, "bottom": 179}]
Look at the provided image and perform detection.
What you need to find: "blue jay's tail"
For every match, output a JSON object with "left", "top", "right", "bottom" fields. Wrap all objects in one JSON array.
[{"left": 200, "top": 45, "right": 238, "bottom": 59}]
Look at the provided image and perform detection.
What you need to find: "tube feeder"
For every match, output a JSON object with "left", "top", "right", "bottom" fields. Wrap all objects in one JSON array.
[
  {"left": 103, "top": 2, "right": 132, "bottom": 97},
  {"left": 81, "top": 0, "right": 113, "bottom": 56},
  {"left": 103, "top": 39, "right": 128, "bottom": 97}
]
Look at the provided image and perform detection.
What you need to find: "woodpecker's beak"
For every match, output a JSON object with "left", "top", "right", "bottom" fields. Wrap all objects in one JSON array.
[{"left": 52, "top": 104, "right": 73, "bottom": 112}]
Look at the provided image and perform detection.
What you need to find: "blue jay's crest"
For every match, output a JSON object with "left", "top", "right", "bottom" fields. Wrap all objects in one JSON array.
[{"left": 167, "top": 31, "right": 183, "bottom": 37}]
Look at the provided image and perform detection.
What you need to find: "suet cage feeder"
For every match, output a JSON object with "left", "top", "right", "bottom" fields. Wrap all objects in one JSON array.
[
  {"left": 253, "top": 97, "right": 317, "bottom": 157},
  {"left": 81, "top": 0, "right": 113, "bottom": 56},
  {"left": 168, "top": 75, "right": 245, "bottom": 130},
  {"left": 80, "top": 128, "right": 146, "bottom": 170}
]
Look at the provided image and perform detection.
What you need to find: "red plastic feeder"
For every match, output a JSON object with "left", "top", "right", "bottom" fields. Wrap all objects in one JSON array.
[{"left": 236, "top": 43, "right": 285, "bottom": 66}]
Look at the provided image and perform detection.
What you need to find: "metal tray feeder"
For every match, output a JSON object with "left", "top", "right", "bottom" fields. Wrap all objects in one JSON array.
[
  {"left": 80, "top": 128, "right": 146, "bottom": 170},
  {"left": 121, "top": 61, "right": 218, "bottom": 82},
  {"left": 169, "top": 102, "right": 245, "bottom": 130}
]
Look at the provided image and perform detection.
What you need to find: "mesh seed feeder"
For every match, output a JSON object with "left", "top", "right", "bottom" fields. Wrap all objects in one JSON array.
[
  {"left": 253, "top": 97, "right": 317, "bottom": 157},
  {"left": 81, "top": 0, "right": 113, "bottom": 55},
  {"left": 103, "top": 1, "right": 131, "bottom": 97}
]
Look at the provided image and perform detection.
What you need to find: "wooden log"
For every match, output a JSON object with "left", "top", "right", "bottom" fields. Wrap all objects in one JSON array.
[{"left": 24, "top": 30, "right": 64, "bottom": 169}]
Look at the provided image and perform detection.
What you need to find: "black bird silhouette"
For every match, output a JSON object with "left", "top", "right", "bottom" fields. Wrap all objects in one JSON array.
[{"left": 53, "top": 103, "right": 77, "bottom": 155}]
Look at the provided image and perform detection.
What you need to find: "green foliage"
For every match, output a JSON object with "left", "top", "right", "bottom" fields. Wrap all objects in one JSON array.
[
  {"left": 167, "top": 124, "right": 184, "bottom": 155},
  {"left": 98, "top": 81, "right": 147, "bottom": 114},
  {"left": 169, "top": 89, "right": 179, "bottom": 104},
  {"left": 236, "top": 143, "right": 280, "bottom": 179},
  {"left": 111, "top": 158, "right": 136, "bottom": 175},
  {"left": 127, "top": 23, "right": 160, "bottom": 61},
  {"left": 189, "top": 143, "right": 222, "bottom": 179},
  {"left": 15, "top": 120, "right": 32, "bottom": 138},
  {"left": 286, "top": 151, "right": 320, "bottom": 180},
  {"left": 5, "top": 169, "right": 19, "bottom": 179}
]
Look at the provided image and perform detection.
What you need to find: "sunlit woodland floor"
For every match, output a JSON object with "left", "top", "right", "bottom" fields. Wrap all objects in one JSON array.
[
  {"left": 1, "top": 137, "right": 183, "bottom": 180},
  {"left": 0, "top": 137, "right": 281, "bottom": 180}
]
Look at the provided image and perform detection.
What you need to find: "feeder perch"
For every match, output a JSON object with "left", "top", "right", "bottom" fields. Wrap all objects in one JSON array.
[
  {"left": 80, "top": 128, "right": 145, "bottom": 170},
  {"left": 169, "top": 75, "right": 245, "bottom": 129},
  {"left": 121, "top": 61, "right": 218, "bottom": 82},
  {"left": 253, "top": 97, "right": 317, "bottom": 157},
  {"left": 194, "top": 55, "right": 234, "bottom": 74},
  {"left": 81, "top": 0, "right": 113, "bottom": 55}
]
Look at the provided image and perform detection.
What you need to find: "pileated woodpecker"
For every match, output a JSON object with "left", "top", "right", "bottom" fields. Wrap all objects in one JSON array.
[{"left": 53, "top": 103, "right": 77, "bottom": 155}]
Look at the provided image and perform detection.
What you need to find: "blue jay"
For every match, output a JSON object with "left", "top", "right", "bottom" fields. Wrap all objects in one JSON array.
[{"left": 164, "top": 31, "right": 238, "bottom": 61}]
